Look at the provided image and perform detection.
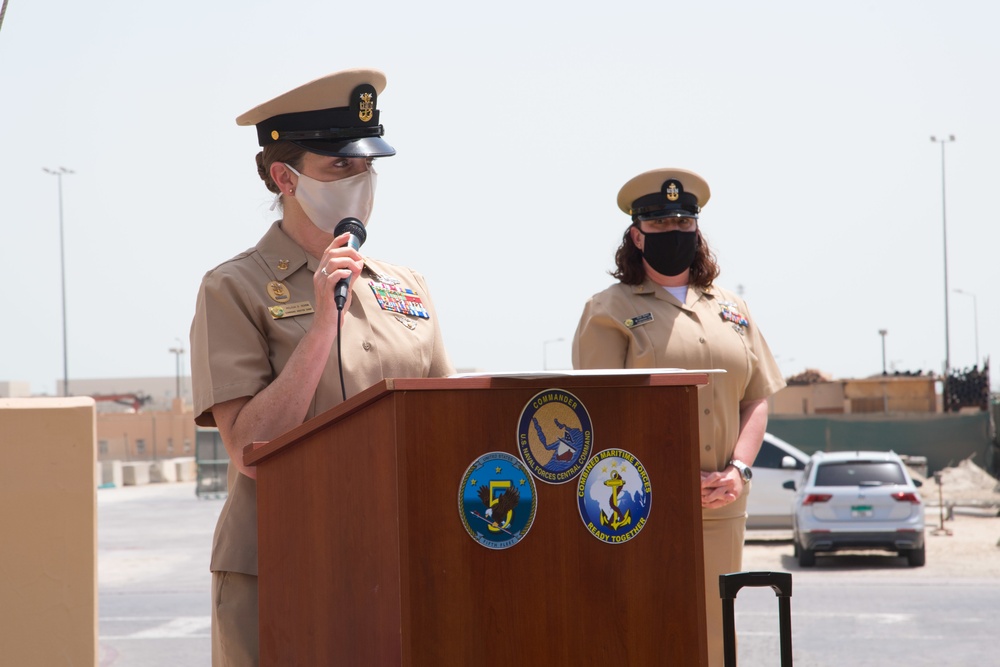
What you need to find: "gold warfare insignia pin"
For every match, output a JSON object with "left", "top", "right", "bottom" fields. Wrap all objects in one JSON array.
[
  {"left": 665, "top": 180, "right": 681, "bottom": 202},
  {"left": 359, "top": 92, "right": 374, "bottom": 122},
  {"left": 277, "top": 259, "right": 290, "bottom": 271},
  {"left": 267, "top": 281, "right": 290, "bottom": 303},
  {"left": 393, "top": 314, "right": 417, "bottom": 330}
]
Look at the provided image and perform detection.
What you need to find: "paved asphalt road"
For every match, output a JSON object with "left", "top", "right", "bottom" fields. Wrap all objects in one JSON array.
[
  {"left": 98, "top": 481, "right": 998, "bottom": 666},
  {"left": 99, "top": 481, "right": 221, "bottom": 666}
]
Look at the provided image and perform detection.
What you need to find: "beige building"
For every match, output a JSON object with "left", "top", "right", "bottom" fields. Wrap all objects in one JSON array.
[
  {"left": 96, "top": 397, "right": 197, "bottom": 462},
  {"left": 60, "top": 376, "right": 193, "bottom": 414},
  {"left": 772, "top": 374, "right": 939, "bottom": 415},
  {"left": 0, "top": 376, "right": 198, "bottom": 462}
]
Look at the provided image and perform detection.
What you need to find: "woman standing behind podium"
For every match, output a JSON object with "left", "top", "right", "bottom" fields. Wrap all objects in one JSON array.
[
  {"left": 190, "top": 69, "right": 453, "bottom": 666},
  {"left": 571, "top": 168, "right": 784, "bottom": 667}
]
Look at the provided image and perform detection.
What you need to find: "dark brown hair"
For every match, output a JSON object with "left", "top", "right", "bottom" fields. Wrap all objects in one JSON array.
[
  {"left": 611, "top": 224, "right": 720, "bottom": 288},
  {"left": 255, "top": 142, "right": 309, "bottom": 195}
]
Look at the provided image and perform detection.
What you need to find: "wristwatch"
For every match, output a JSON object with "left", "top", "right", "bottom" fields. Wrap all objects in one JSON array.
[{"left": 731, "top": 459, "right": 752, "bottom": 483}]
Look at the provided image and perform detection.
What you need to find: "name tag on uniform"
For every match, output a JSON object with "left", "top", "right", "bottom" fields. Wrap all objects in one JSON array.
[
  {"left": 369, "top": 281, "right": 430, "bottom": 319},
  {"left": 268, "top": 301, "right": 315, "bottom": 319},
  {"left": 624, "top": 312, "right": 654, "bottom": 328}
]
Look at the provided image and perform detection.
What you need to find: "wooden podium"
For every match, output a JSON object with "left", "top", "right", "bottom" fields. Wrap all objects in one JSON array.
[{"left": 245, "top": 371, "right": 709, "bottom": 666}]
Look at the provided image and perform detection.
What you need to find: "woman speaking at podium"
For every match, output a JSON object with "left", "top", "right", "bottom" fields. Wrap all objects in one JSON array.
[
  {"left": 571, "top": 168, "right": 785, "bottom": 666},
  {"left": 190, "top": 69, "right": 453, "bottom": 666}
]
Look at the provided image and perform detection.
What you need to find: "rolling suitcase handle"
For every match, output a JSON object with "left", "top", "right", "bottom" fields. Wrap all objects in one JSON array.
[{"left": 720, "top": 571, "right": 793, "bottom": 667}]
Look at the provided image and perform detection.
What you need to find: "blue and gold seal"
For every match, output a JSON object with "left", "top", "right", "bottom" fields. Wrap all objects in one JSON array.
[
  {"left": 577, "top": 448, "right": 652, "bottom": 544},
  {"left": 517, "top": 388, "right": 593, "bottom": 484},
  {"left": 458, "top": 451, "right": 537, "bottom": 550}
]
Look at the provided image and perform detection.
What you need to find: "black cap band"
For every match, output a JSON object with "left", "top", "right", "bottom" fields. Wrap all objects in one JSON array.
[
  {"left": 630, "top": 191, "right": 701, "bottom": 218},
  {"left": 264, "top": 124, "right": 386, "bottom": 143},
  {"left": 256, "top": 106, "right": 383, "bottom": 146}
]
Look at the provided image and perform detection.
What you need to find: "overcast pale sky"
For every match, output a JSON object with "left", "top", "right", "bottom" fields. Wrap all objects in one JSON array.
[{"left": 2, "top": 0, "right": 997, "bottom": 395}]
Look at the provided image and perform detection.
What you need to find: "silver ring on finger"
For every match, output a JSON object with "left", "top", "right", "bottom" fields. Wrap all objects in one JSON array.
[{"left": 321, "top": 267, "right": 329, "bottom": 276}]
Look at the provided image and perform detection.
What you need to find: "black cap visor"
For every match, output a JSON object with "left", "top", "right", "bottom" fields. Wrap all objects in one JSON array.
[
  {"left": 292, "top": 135, "right": 396, "bottom": 158},
  {"left": 634, "top": 210, "right": 699, "bottom": 223}
]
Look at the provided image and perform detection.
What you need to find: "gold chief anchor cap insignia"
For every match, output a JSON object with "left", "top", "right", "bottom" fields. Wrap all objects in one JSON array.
[
  {"left": 617, "top": 168, "right": 711, "bottom": 220},
  {"left": 236, "top": 68, "right": 396, "bottom": 159}
]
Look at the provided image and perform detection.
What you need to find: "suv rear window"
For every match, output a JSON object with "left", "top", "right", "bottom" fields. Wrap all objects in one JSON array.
[{"left": 814, "top": 461, "right": 906, "bottom": 486}]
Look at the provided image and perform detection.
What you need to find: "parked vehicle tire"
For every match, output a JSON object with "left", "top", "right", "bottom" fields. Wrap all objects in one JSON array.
[
  {"left": 904, "top": 545, "right": 926, "bottom": 567},
  {"left": 797, "top": 543, "right": 816, "bottom": 567}
]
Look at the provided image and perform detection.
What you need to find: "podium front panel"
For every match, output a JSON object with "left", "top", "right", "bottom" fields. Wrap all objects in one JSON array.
[{"left": 255, "top": 376, "right": 708, "bottom": 666}]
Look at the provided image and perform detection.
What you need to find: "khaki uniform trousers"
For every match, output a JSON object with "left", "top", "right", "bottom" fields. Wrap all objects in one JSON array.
[
  {"left": 703, "top": 514, "right": 746, "bottom": 667},
  {"left": 212, "top": 571, "right": 259, "bottom": 667}
]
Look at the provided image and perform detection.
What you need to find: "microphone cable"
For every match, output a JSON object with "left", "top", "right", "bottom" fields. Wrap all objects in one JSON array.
[{"left": 332, "top": 218, "right": 367, "bottom": 403}]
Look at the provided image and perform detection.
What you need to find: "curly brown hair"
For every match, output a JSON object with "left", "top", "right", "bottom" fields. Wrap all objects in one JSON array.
[
  {"left": 611, "top": 224, "right": 720, "bottom": 288},
  {"left": 255, "top": 142, "right": 309, "bottom": 195}
]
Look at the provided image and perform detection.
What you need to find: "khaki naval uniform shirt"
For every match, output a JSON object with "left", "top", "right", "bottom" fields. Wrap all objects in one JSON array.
[
  {"left": 571, "top": 278, "right": 786, "bottom": 520},
  {"left": 190, "top": 221, "right": 454, "bottom": 576}
]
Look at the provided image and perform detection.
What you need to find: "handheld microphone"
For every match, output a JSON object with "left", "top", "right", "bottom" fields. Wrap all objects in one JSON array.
[{"left": 332, "top": 217, "right": 367, "bottom": 311}]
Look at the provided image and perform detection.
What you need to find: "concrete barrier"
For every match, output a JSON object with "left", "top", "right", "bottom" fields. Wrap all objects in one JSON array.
[
  {"left": 173, "top": 457, "right": 197, "bottom": 481},
  {"left": 122, "top": 461, "right": 152, "bottom": 486},
  {"left": 149, "top": 460, "right": 177, "bottom": 483},
  {"left": 99, "top": 458, "right": 200, "bottom": 486},
  {"left": 100, "top": 459, "right": 124, "bottom": 487}
]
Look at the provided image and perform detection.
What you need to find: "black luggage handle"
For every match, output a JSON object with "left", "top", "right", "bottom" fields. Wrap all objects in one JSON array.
[{"left": 720, "top": 571, "right": 793, "bottom": 667}]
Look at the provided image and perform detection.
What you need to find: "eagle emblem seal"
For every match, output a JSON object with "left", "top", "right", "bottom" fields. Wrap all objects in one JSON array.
[{"left": 458, "top": 451, "right": 537, "bottom": 550}]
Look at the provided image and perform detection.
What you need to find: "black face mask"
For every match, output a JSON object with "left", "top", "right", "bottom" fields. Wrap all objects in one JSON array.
[{"left": 639, "top": 230, "right": 698, "bottom": 277}]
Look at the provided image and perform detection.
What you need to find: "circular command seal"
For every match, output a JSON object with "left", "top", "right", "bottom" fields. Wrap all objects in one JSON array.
[
  {"left": 577, "top": 448, "right": 652, "bottom": 544},
  {"left": 517, "top": 388, "right": 593, "bottom": 484},
  {"left": 458, "top": 451, "right": 538, "bottom": 550}
]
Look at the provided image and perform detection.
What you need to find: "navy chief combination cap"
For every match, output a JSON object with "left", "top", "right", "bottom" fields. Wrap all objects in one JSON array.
[
  {"left": 236, "top": 68, "right": 396, "bottom": 158},
  {"left": 617, "top": 168, "right": 711, "bottom": 221}
]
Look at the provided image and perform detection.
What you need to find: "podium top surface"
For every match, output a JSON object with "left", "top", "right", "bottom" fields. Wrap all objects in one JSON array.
[
  {"left": 244, "top": 369, "right": 713, "bottom": 467},
  {"left": 449, "top": 368, "right": 722, "bottom": 381}
]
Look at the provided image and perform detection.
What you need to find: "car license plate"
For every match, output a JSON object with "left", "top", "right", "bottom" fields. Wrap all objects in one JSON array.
[{"left": 851, "top": 504, "right": 874, "bottom": 518}]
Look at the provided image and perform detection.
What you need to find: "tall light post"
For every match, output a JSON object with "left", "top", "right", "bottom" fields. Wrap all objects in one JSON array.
[
  {"left": 953, "top": 288, "right": 979, "bottom": 367},
  {"left": 930, "top": 135, "right": 955, "bottom": 378},
  {"left": 168, "top": 344, "right": 185, "bottom": 399},
  {"left": 878, "top": 329, "right": 888, "bottom": 375},
  {"left": 543, "top": 337, "right": 564, "bottom": 370},
  {"left": 43, "top": 166, "right": 74, "bottom": 396}
]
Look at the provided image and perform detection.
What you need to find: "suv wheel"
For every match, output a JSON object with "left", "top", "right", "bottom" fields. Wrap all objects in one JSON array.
[
  {"left": 904, "top": 545, "right": 926, "bottom": 567},
  {"left": 797, "top": 543, "right": 816, "bottom": 567}
]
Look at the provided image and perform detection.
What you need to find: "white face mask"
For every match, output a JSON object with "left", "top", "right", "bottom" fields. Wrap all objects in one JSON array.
[{"left": 284, "top": 163, "right": 377, "bottom": 232}]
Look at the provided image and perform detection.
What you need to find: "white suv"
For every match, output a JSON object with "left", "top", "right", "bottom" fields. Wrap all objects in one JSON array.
[
  {"left": 745, "top": 433, "right": 809, "bottom": 529},
  {"left": 787, "top": 450, "right": 925, "bottom": 567}
]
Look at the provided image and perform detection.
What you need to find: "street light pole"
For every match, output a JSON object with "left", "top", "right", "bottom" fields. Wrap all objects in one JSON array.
[
  {"left": 953, "top": 289, "right": 979, "bottom": 367},
  {"left": 168, "top": 345, "right": 185, "bottom": 399},
  {"left": 878, "top": 329, "right": 888, "bottom": 375},
  {"left": 930, "top": 135, "right": 955, "bottom": 379},
  {"left": 43, "top": 166, "right": 74, "bottom": 396}
]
